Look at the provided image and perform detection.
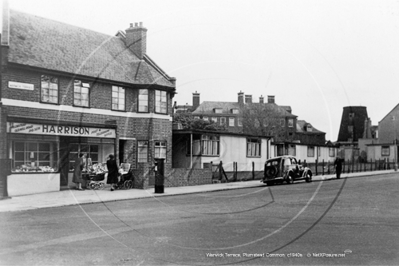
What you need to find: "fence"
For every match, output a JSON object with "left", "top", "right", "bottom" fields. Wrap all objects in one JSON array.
[
  {"left": 211, "top": 161, "right": 263, "bottom": 183},
  {"left": 298, "top": 159, "right": 396, "bottom": 176}
]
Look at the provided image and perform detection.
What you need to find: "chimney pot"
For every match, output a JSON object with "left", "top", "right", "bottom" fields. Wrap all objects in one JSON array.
[
  {"left": 238, "top": 91, "right": 244, "bottom": 105},
  {"left": 125, "top": 22, "right": 148, "bottom": 59},
  {"left": 245, "top": 95, "right": 252, "bottom": 104},
  {"left": 268, "top": 95, "right": 275, "bottom": 104},
  {"left": 193, "top": 92, "right": 200, "bottom": 110}
]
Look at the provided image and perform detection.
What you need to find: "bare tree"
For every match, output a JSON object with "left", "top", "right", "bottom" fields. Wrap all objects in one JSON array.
[{"left": 240, "top": 103, "right": 289, "bottom": 141}]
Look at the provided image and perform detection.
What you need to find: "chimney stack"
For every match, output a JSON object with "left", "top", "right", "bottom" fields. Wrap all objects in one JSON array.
[
  {"left": 245, "top": 95, "right": 252, "bottom": 104},
  {"left": 125, "top": 22, "right": 147, "bottom": 59},
  {"left": 238, "top": 91, "right": 244, "bottom": 105},
  {"left": 268, "top": 95, "right": 275, "bottom": 104},
  {"left": 259, "top": 95, "right": 264, "bottom": 103},
  {"left": 192, "top": 91, "right": 200, "bottom": 110}
]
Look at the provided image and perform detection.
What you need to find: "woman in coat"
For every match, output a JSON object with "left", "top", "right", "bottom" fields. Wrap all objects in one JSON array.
[
  {"left": 72, "top": 153, "right": 86, "bottom": 190},
  {"left": 106, "top": 154, "right": 119, "bottom": 191}
]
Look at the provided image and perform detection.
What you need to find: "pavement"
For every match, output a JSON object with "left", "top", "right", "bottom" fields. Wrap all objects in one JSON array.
[{"left": 0, "top": 170, "right": 397, "bottom": 213}]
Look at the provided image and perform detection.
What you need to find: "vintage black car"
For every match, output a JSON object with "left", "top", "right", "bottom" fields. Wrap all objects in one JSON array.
[{"left": 263, "top": 156, "right": 312, "bottom": 185}]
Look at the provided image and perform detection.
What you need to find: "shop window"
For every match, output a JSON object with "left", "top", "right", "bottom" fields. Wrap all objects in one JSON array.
[
  {"left": 12, "top": 141, "right": 58, "bottom": 172},
  {"left": 138, "top": 89, "right": 148, "bottom": 112},
  {"left": 307, "top": 146, "right": 315, "bottom": 157},
  {"left": 229, "top": 117, "right": 235, "bottom": 127},
  {"left": 155, "top": 90, "right": 167, "bottom": 113},
  {"left": 247, "top": 138, "right": 261, "bottom": 157},
  {"left": 68, "top": 144, "right": 99, "bottom": 171},
  {"left": 112, "top": 86, "right": 125, "bottom": 111},
  {"left": 154, "top": 141, "right": 167, "bottom": 159},
  {"left": 74, "top": 80, "right": 90, "bottom": 107},
  {"left": 41, "top": 75, "right": 58, "bottom": 104},
  {"left": 138, "top": 141, "right": 148, "bottom": 162},
  {"left": 381, "top": 146, "right": 390, "bottom": 156}
]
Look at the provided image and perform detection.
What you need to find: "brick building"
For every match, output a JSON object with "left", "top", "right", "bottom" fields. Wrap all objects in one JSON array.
[{"left": 0, "top": 6, "right": 176, "bottom": 197}]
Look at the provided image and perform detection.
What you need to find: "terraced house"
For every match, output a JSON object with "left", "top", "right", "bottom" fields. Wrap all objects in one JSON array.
[{"left": 0, "top": 5, "right": 176, "bottom": 197}]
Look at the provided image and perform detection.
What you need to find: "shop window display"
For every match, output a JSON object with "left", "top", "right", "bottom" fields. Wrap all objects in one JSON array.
[
  {"left": 68, "top": 144, "right": 99, "bottom": 172},
  {"left": 12, "top": 141, "right": 58, "bottom": 172}
]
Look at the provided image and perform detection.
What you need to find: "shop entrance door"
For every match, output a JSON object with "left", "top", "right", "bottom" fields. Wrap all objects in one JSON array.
[{"left": 59, "top": 139, "right": 70, "bottom": 186}]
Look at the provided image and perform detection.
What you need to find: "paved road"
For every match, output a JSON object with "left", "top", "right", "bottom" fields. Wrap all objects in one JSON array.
[{"left": 0, "top": 174, "right": 398, "bottom": 265}]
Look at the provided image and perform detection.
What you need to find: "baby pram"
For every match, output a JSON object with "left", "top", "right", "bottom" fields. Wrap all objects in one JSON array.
[
  {"left": 115, "top": 163, "right": 134, "bottom": 190},
  {"left": 85, "top": 163, "right": 107, "bottom": 190}
]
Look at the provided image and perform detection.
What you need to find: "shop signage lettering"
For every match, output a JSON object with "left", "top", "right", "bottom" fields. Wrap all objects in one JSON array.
[
  {"left": 7, "top": 123, "right": 116, "bottom": 138},
  {"left": 8, "top": 81, "right": 35, "bottom": 91}
]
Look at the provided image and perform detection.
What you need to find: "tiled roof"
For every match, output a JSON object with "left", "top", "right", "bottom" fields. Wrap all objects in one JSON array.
[
  {"left": 193, "top": 101, "right": 296, "bottom": 117},
  {"left": 7, "top": 10, "right": 175, "bottom": 88},
  {"left": 296, "top": 120, "right": 324, "bottom": 133}
]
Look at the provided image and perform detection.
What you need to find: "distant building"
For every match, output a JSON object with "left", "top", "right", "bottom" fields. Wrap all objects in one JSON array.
[{"left": 173, "top": 91, "right": 335, "bottom": 163}]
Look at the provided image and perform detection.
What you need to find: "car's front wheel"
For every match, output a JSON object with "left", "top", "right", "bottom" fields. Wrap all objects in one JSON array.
[{"left": 286, "top": 174, "right": 293, "bottom": 184}]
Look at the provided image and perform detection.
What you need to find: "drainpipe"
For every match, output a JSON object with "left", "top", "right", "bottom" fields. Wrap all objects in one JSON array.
[{"left": 190, "top": 133, "right": 193, "bottom": 168}]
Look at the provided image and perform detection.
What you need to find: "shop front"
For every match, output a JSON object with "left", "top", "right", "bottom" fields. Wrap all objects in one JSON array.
[{"left": 7, "top": 121, "right": 116, "bottom": 196}]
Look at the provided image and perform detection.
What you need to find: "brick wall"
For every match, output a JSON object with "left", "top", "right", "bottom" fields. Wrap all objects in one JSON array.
[
  {"left": 163, "top": 168, "right": 212, "bottom": 187},
  {"left": 2, "top": 66, "right": 174, "bottom": 190}
]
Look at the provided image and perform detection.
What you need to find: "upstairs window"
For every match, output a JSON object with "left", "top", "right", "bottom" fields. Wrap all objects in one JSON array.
[
  {"left": 41, "top": 75, "right": 58, "bottom": 104},
  {"left": 231, "top": 109, "right": 239, "bottom": 114},
  {"left": 238, "top": 117, "right": 243, "bottom": 127},
  {"left": 220, "top": 117, "right": 226, "bottom": 126},
  {"left": 288, "top": 118, "right": 294, "bottom": 127},
  {"left": 112, "top": 86, "right": 125, "bottom": 111},
  {"left": 214, "top": 108, "right": 223, "bottom": 114},
  {"left": 138, "top": 89, "right": 148, "bottom": 112},
  {"left": 229, "top": 117, "right": 235, "bottom": 127},
  {"left": 247, "top": 139, "right": 261, "bottom": 157},
  {"left": 155, "top": 90, "right": 167, "bottom": 113},
  {"left": 74, "top": 80, "right": 90, "bottom": 107}
]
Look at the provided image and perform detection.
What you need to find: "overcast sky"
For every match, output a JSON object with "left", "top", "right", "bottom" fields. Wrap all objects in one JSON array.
[{"left": 4, "top": 0, "right": 399, "bottom": 141}]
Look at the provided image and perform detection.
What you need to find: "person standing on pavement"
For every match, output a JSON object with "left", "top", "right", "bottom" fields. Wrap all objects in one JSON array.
[
  {"left": 334, "top": 157, "right": 343, "bottom": 179},
  {"left": 72, "top": 153, "right": 86, "bottom": 190},
  {"left": 106, "top": 154, "right": 119, "bottom": 191}
]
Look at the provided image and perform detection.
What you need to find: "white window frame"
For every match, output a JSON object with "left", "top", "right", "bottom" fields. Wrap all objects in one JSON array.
[
  {"left": 74, "top": 80, "right": 90, "bottom": 107},
  {"left": 228, "top": 117, "right": 235, "bottom": 127},
  {"left": 138, "top": 141, "right": 148, "bottom": 162},
  {"left": 155, "top": 90, "right": 167, "bottom": 113},
  {"left": 41, "top": 75, "right": 58, "bottom": 104},
  {"left": 112, "top": 86, "right": 125, "bottom": 111},
  {"left": 247, "top": 138, "right": 261, "bottom": 157},
  {"left": 138, "top": 89, "right": 148, "bottom": 112},
  {"left": 155, "top": 141, "right": 167, "bottom": 159}
]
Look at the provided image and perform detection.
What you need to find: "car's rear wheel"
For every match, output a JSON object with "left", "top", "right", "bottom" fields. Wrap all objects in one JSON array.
[{"left": 305, "top": 171, "right": 313, "bottom": 183}]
